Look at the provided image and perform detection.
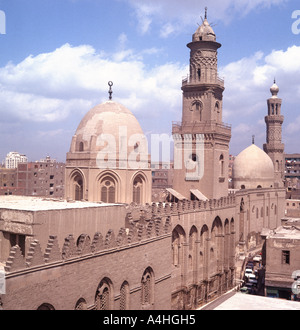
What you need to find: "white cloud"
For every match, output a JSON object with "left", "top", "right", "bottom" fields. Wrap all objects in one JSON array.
[
  {"left": 1, "top": 34, "right": 299, "bottom": 159},
  {"left": 0, "top": 43, "right": 187, "bottom": 124},
  {"left": 126, "top": 0, "right": 287, "bottom": 36},
  {"left": 220, "top": 45, "right": 300, "bottom": 154}
]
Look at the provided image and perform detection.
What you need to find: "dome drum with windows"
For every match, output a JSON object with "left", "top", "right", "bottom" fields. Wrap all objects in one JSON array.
[{"left": 66, "top": 98, "right": 152, "bottom": 205}]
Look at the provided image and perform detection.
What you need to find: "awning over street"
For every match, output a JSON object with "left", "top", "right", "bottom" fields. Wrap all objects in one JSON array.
[{"left": 190, "top": 189, "right": 209, "bottom": 201}]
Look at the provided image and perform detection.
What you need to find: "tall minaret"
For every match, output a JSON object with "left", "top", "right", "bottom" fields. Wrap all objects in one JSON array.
[
  {"left": 172, "top": 8, "right": 231, "bottom": 200},
  {"left": 263, "top": 80, "right": 285, "bottom": 187}
]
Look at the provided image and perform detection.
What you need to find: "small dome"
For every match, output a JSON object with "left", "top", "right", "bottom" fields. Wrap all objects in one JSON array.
[
  {"left": 74, "top": 101, "right": 145, "bottom": 155},
  {"left": 270, "top": 80, "right": 279, "bottom": 98},
  {"left": 193, "top": 18, "right": 216, "bottom": 42},
  {"left": 232, "top": 144, "right": 274, "bottom": 190}
]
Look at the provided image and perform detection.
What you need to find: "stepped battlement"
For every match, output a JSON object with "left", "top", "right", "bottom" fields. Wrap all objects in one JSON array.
[{"left": 4, "top": 217, "right": 171, "bottom": 273}]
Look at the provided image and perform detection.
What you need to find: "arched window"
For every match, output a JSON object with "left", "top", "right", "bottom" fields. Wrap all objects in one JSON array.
[
  {"left": 141, "top": 268, "right": 154, "bottom": 307},
  {"left": 200, "top": 225, "right": 209, "bottom": 278},
  {"left": 133, "top": 175, "right": 145, "bottom": 204},
  {"left": 37, "top": 303, "right": 55, "bottom": 310},
  {"left": 120, "top": 281, "right": 130, "bottom": 310},
  {"left": 197, "top": 68, "right": 201, "bottom": 81},
  {"left": 219, "top": 154, "right": 224, "bottom": 177},
  {"left": 191, "top": 101, "right": 203, "bottom": 121},
  {"left": 211, "top": 217, "right": 223, "bottom": 270},
  {"left": 79, "top": 142, "right": 84, "bottom": 152},
  {"left": 95, "top": 278, "right": 113, "bottom": 310},
  {"left": 189, "top": 226, "right": 197, "bottom": 270},
  {"left": 172, "top": 225, "right": 185, "bottom": 267},
  {"left": 75, "top": 298, "right": 87, "bottom": 310},
  {"left": 215, "top": 102, "right": 220, "bottom": 113},
  {"left": 100, "top": 176, "right": 116, "bottom": 203},
  {"left": 71, "top": 172, "right": 84, "bottom": 201}
]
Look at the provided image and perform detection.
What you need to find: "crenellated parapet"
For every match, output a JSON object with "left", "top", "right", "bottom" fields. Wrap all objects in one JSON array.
[
  {"left": 4, "top": 217, "right": 172, "bottom": 273},
  {"left": 149, "top": 194, "right": 236, "bottom": 216}
]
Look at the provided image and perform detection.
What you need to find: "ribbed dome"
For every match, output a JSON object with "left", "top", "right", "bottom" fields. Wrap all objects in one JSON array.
[
  {"left": 74, "top": 101, "right": 145, "bottom": 155},
  {"left": 232, "top": 144, "right": 275, "bottom": 190}
]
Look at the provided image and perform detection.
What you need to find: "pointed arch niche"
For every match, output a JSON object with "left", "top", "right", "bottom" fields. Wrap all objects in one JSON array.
[
  {"left": 70, "top": 170, "right": 85, "bottom": 201},
  {"left": 132, "top": 172, "right": 148, "bottom": 205}
]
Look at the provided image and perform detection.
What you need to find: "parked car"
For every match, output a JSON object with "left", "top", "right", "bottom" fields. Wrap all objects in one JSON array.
[
  {"left": 245, "top": 283, "right": 254, "bottom": 293},
  {"left": 246, "top": 262, "right": 254, "bottom": 269},
  {"left": 245, "top": 268, "right": 253, "bottom": 277},
  {"left": 240, "top": 286, "right": 248, "bottom": 294},
  {"left": 253, "top": 255, "right": 262, "bottom": 262}
]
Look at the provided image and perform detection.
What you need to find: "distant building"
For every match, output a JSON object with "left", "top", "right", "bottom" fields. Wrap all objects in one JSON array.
[
  {"left": 0, "top": 168, "right": 23, "bottom": 196},
  {"left": 285, "top": 199, "right": 300, "bottom": 218},
  {"left": 5, "top": 152, "right": 28, "bottom": 169},
  {"left": 17, "top": 158, "right": 65, "bottom": 198},
  {"left": 151, "top": 162, "right": 174, "bottom": 203},
  {"left": 151, "top": 162, "right": 174, "bottom": 189},
  {"left": 262, "top": 218, "right": 300, "bottom": 301},
  {"left": 285, "top": 154, "right": 300, "bottom": 199},
  {"left": 0, "top": 156, "right": 65, "bottom": 198}
]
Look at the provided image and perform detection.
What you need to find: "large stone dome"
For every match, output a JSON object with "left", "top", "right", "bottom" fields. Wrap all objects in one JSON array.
[
  {"left": 74, "top": 101, "right": 145, "bottom": 155},
  {"left": 232, "top": 144, "right": 275, "bottom": 190}
]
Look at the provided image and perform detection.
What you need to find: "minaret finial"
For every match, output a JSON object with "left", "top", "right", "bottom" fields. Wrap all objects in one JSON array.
[
  {"left": 108, "top": 81, "right": 113, "bottom": 100},
  {"left": 205, "top": 7, "right": 208, "bottom": 19},
  {"left": 252, "top": 135, "right": 255, "bottom": 145}
]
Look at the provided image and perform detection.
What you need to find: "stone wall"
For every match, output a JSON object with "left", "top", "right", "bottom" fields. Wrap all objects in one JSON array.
[{"left": 1, "top": 217, "right": 172, "bottom": 310}]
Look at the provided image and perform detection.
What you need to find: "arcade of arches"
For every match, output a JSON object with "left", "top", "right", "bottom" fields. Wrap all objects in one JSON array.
[{"left": 171, "top": 216, "right": 235, "bottom": 309}]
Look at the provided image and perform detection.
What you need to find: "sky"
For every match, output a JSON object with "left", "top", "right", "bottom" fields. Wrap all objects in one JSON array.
[{"left": 0, "top": 0, "right": 300, "bottom": 162}]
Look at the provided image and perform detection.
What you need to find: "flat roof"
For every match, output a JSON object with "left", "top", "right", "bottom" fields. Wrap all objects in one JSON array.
[
  {"left": 0, "top": 196, "right": 121, "bottom": 211},
  {"left": 268, "top": 225, "right": 300, "bottom": 240},
  {"left": 214, "top": 292, "right": 300, "bottom": 310}
]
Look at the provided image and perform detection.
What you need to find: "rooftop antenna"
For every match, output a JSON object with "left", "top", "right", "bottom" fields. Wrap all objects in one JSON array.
[{"left": 108, "top": 81, "right": 113, "bottom": 100}]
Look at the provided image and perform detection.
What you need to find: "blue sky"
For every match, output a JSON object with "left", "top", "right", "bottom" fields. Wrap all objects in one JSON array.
[{"left": 0, "top": 0, "right": 300, "bottom": 162}]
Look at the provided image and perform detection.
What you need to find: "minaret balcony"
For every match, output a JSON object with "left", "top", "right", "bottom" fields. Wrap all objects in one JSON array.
[
  {"left": 172, "top": 120, "right": 231, "bottom": 136},
  {"left": 182, "top": 75, "right": 224, "bottom": 88}
]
